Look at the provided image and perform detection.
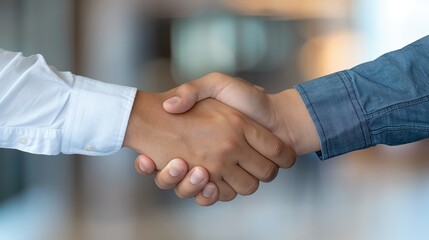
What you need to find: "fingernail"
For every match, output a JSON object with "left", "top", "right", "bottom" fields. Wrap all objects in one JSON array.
[
  {"left": 164, "top": 96, "right": 181, "bottom": 106},
  {"left": 202, "top": 185, "right": 215, "bottom": 198},
  {"left": 190, "top": 168, "right": 205, "bottom": 185},
  {"left": 139, "top": 161, "right": 149, "bottom": 173},
  {"left": 254, "top": 85, "right": 265, "bottom": 91},
  {"left": 168, "top": 161, "right": 182, "bottom": 177}
]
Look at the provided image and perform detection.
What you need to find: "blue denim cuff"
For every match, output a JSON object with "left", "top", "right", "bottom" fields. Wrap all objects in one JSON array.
[{"left": 295, "top": 71, "right": 371, "bottom": 160}]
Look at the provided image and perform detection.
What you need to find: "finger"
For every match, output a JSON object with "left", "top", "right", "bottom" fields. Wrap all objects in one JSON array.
[
  {"left": 195, "top": 182, "right": 219, "bottom": 206},
  {"left": 222, "top": 165, "right": 260, "bottom": 196},
  {"left": 216, "top": 180, "right": 237, "bottom": 202},
  {"left": 163, "top": 72, "right": 234, "bottom": 114},
  {"left": 134, "top": 154, "right": 157, "bottom": 176},
  {"left": 164, "top": 73, "right": 270, "bottom": 128},
  {"left": 174, "top": 166, "right": 209, "bottom": 198},
  {"left": 243, "top": 120, "right": 296, "bottom": 169},
  {"left": 237, "top": 146, "right": 279, "bottom": 183},
  {"left": 154, "top": 159, "right": 188, "bottom": 190}
]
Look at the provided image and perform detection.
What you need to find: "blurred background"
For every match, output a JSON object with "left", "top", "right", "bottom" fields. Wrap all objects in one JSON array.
[{"left": 1, "top": 0, "right": 429, "bottom": 239}]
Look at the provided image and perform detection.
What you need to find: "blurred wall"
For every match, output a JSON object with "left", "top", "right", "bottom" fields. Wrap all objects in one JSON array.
[
  {"left": 0, "top": 0, "right": 75, "bottom": 239},
  {"left": 1, "top": 0, "right": 429, "bottom": 240}
]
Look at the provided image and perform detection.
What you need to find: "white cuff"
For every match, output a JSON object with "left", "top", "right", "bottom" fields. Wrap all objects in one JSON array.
[{"left": 61, "top": 76, "right": 137, "bottom": 156}]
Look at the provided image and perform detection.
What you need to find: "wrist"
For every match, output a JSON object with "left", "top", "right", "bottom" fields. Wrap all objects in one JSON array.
[
  {"left": 123, "top": 90, "right": 146, "bottom": 152},
  {"left": 269, "top": 89, "right": 321, "bottom": 155},
  {"left": 123, "top": 90, "right": 179, "bottom": 170}
]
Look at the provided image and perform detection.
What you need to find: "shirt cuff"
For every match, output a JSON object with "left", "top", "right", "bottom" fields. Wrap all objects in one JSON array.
[
  {"left": 295, "top": 71, "right": 371, "bottom": 160},
  {"left": 61, "top": 75, "right": 137, "bottom": 156}
]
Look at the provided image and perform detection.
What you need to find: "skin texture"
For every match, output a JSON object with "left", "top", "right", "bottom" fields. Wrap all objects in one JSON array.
[
  {"left": 124, "top": 89, "right": 296, "bottom": 202},
  {"left": 133, "top": 73, "right": 320, "bottom": 205},
  {"left": 161, "top": 73, "right": 320, "bottom": 154}
]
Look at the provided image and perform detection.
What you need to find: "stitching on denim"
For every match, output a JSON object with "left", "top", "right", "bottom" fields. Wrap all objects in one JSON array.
[
  {"left": 371, "top": 125, "right": 429, "bottom": 133},
  {"left": 339, "top": 72, "right": 369, "bottom": 148},
  {"left": 343, "top": 71, "right": 367, "bottom": 114},
  {"left": 298, "top": 86, "right": 330, "bottom": 159},
  {"left": 366, "top": 96, "right": 429, "bottom": 120},
  {"left": 370, "top": 125, "right": 429, "bottom": 147}
]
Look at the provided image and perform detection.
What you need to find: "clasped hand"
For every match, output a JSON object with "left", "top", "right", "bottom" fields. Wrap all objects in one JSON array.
[{"left": 124, "top": 73, "right": 320, "bottom": 206}]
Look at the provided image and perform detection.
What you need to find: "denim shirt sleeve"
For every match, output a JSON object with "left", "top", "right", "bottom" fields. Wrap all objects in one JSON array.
[{"left": 295, "top": 35, "right": 429, "bottom": 160}]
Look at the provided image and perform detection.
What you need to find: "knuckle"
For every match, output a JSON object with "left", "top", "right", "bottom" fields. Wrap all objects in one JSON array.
[
  {"left": 228, "top": 113, "right": 245, "bottom": 125},
  {"left": 176, "top": 82, "right": 198, "bottom": 98},
  {"left": 196, "top": 195, "right": 217, "bottom": 206},
  {"left": 283, "top": 151, "right": 297, "bottom": 169},
  {"left": 240, "top": 179, "right": 259, "bottom": 196},
  {"left": 271, "top": 140, "right": 287, "bottom": 158},
  {"left": 260, "top": 163, "right": 279, "bottom": 182},
  {"left": 219, "top": 191, "right": 237, "bottom": 202},
  {"left": 270, "top": 141, "right": 296, "bottom": 169},
  {"left": 219, "top": 139, "right": 241, "bottom": 155},
  {"left": 207, "top": 72, "right": 227, "bottom": 80},
  {"left": 179, "top": 82, "right": 198, "bottom": 96},
  {"left": 174, "top": 188, "right": 188, "bottom": 199},
  {"left": 154, "top": 178, "right": 170, "bottom": 190}
]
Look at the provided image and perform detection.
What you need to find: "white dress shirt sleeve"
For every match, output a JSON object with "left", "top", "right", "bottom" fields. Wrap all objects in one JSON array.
[{"left": 0, "top": 48, "right": 137, "bottom": 156}]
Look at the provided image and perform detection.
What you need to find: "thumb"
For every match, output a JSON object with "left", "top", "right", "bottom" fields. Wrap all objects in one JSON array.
[
  {"left": 134, "top": 154, "right": 157, "bottom": 176},
  {"left": 163, "top": 94, "right": 198, "bottom": 114},
  {"left": 163, "top": 73, "right": 230, "bottom": 114}
]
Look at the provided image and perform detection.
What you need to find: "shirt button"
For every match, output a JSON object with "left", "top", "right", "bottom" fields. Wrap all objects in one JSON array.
[
  {"left": 84, "top": 144, "right": 95, "bottom": 151},
  {"left": 19, "top": 137, "right": 28, "bottom": 145}
]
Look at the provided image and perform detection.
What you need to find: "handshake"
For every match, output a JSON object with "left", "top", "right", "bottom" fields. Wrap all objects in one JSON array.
[
  {"left": 123, "top": 72, "right": 321, "bottom": 206},
  {"left": 1, "top": 37, "right": 423, "bottom": 205}
]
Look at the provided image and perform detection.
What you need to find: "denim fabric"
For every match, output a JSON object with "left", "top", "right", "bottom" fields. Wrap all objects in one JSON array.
[{"left": 296, "top": 35, "right": 429, "bottom": 160}]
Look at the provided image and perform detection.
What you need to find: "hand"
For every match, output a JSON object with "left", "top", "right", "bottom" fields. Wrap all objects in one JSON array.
[
  {"left": 134, "top": 155, "right": 219, "bottom": 206},
  {"left": 162, "top": 72, "right": 320, "bottom": 154},
  {"left": 124, "top": 89, "right": 295, "bottom": 202},
  {"left": 134, "top": 72, "right": 320, "bottom": 205}
]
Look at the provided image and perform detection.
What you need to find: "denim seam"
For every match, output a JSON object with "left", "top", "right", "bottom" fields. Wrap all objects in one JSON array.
[
  {"left": 366, "top": 96, "right": 429, "bottom": 120},
  {"left": 339, "top": 71, "right": 371, "bottom": 148},
  {"left": 296, "top": 85, "right": 329, "bottom": 159},
  {"left": 370, "top": 126, "right": 429, "bottom": 144},
  {"left": 371, "top": 125, "right": 429, "bottom": 133}
]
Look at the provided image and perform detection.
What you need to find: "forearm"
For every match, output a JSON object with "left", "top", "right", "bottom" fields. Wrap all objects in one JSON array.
[
  {"left": 0, "top": 49, "right": 136, "bottom": 155},
  {"left": 294, "top": 35, "right": 429, "bottom": 160},
  {"left": 269, "top": 89, "right": 320, "bottom": 156}
]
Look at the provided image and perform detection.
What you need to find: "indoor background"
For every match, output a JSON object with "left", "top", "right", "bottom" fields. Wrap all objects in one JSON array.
[{"left": 1, "top": 0, "right": 429, "bottom": 239}]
